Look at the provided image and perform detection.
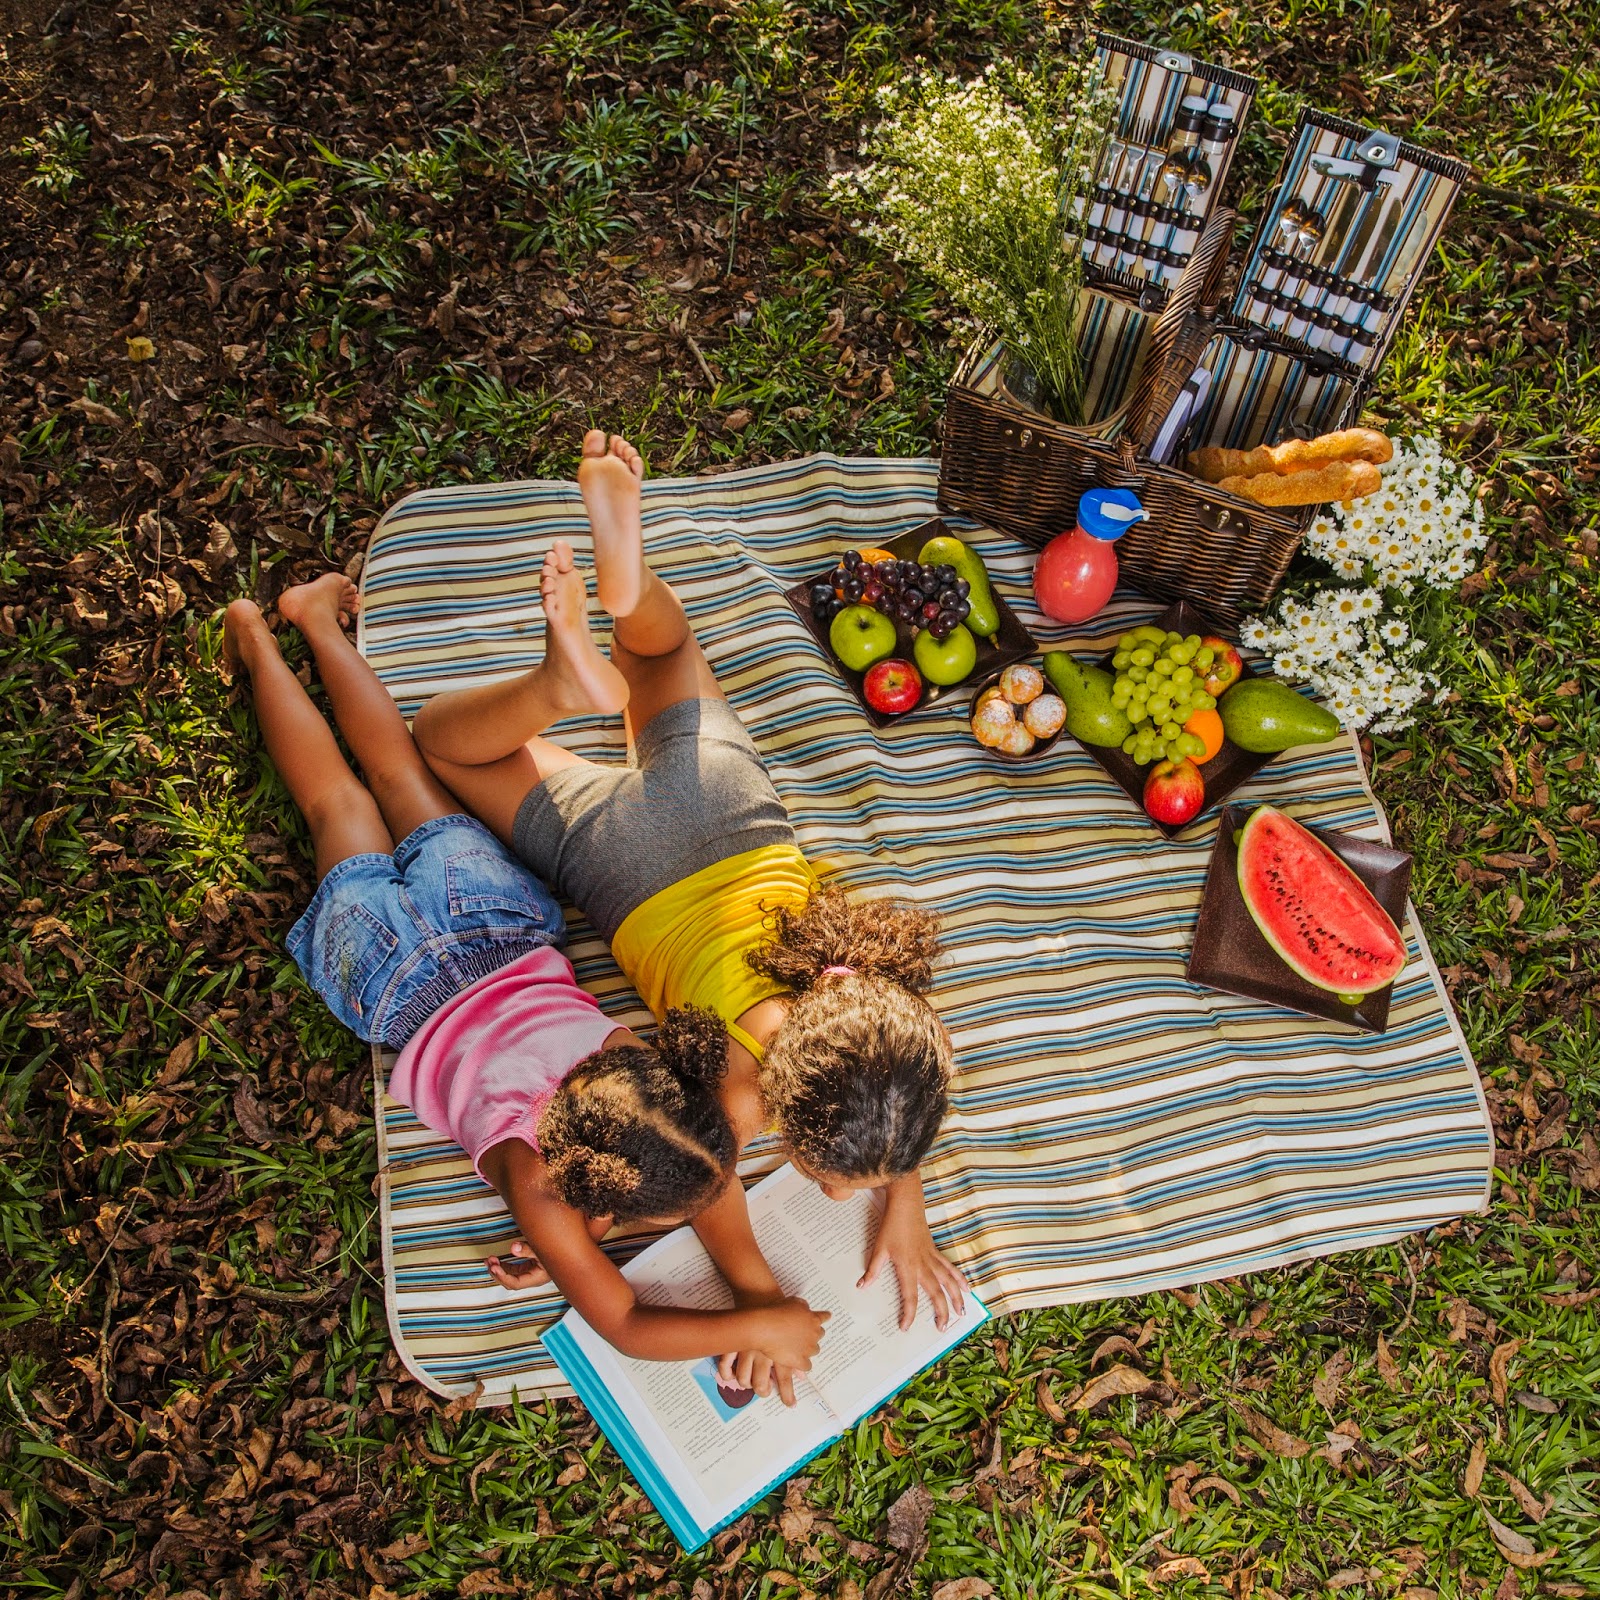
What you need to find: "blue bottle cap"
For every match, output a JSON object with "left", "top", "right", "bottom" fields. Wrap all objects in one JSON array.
[{"left": 1078, "top": 487, "right": 1148, "bottom": 541}]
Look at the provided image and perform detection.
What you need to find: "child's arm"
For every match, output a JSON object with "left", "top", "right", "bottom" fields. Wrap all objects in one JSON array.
[
  {"left": 859, "top": 1173, "right": 969, "bottom": 1332},
  {"left": 481, "top": 1141, "right": 828, "bottom": 1382},
  {"left": 688, "top": 1175, "right": 810, "bottom": 1405}
]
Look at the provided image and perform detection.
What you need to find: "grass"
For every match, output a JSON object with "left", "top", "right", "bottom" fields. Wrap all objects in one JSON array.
[{"left": 0, "top": 0, "right": 1597, "bottom": 1595}]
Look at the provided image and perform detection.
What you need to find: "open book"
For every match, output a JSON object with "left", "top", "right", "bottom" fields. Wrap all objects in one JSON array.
[{"left": 543, "top": 1164, "right": 988, "bottom": 1551}]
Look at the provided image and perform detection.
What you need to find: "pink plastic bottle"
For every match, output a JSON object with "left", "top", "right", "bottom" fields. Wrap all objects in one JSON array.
[{"left": 1033, "top": 488, "right": 1148, "bottom": 624}]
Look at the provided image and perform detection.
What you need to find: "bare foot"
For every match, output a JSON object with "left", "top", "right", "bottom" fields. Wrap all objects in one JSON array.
[
  {"left": 538, "top": 539, "right": 629, "bottom": 716},
  {"left": 278, "top": 572, "right": 360, "bottom": 635},
  {"left": 221, "top": 597, "right": 276, "bottom": 677},
  {"left": 577, "top": 429, "right": 647, "bottom": 616}
]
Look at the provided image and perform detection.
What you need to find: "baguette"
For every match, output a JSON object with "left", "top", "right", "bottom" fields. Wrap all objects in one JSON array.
[
  {"left": 1217, "top": 458, "right": 1382, "bottom": 508},
  {"left": 1189, "top": 427, "right": 1393, "bottom": 483}
]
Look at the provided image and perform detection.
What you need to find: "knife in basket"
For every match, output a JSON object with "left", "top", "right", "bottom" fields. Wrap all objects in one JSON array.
[
  {"left": 1313, "top": 187, "right": 1401, "bottom": 352},
  {"left": 1290, "top": 168, "right": 1396, "bottom": 342},
  {"left": 1334, "top": 194, "right": 1439, "bottom": 359}
]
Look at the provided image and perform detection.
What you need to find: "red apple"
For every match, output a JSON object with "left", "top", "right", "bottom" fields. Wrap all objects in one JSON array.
[
  {"left": 1143, "top": 757, "right": 1205, "bottom": 825},
  {"left": 1201, "top": 635, "right": 1244, "bottom": 699},
  {"left": 863, "top": 657, "right": 923, "bottom": 716}
]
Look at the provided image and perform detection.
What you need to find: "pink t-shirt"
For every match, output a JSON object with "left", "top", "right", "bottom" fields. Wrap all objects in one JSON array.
[{"left": 388, "top": 946, "right": 621, "bottom": 1177}]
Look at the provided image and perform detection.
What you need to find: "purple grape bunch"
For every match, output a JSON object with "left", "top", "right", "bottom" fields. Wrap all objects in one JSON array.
[{"left": 810, "top": 549, "right": 971, "bottom": 642}]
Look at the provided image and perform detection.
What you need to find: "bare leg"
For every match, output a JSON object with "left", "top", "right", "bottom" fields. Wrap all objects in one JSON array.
[
  {"left": 577, "top": 429, "right": 726, "bottom": 740},
  {"left": 276, "top": 574, "right": 457, "bottom": 846},
  {"left": 223, "top": 598, "right": 392, "bottom": 879},
  {"left": 411, "top": 541, "right": 629, "bottom": 770},
  {"left": 413, "top": 543, "right": 629, "bottom": 846}
]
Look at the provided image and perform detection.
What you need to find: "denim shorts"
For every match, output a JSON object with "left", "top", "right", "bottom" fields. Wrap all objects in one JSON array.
[{"left": 286, "top": 814, "right": 564, "bottom": 1049}]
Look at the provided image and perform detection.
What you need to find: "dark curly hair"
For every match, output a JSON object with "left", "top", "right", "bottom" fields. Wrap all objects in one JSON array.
[
  {"left": 748, "top": 885, "right": 950, "bottom": 1181},
  {"left": 538, "top": 1008, "right": 735, "bottom": 1222}
]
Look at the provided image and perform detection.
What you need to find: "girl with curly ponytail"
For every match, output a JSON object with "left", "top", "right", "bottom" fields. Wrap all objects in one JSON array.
[{"left": 469, "top": 1006, "right": 829, "bottom": 1371}]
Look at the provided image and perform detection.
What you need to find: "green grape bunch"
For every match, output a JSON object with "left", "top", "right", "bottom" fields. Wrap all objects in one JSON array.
[{"left": 1109, "top": 626, "right": 1218, "bottom": 766}]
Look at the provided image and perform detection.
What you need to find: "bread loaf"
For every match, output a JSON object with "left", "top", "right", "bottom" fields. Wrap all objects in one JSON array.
[
  {"left": 1217, "top": 458, "right": 1382, "bottom": 507},
  {"left": 1188, "top": 427, "right": 1393, "bottom": 484}
]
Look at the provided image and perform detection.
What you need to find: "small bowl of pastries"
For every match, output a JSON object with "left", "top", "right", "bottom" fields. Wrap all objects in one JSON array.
[{"left": 966, "top": 663, "right": 1066, "bottom": 762}]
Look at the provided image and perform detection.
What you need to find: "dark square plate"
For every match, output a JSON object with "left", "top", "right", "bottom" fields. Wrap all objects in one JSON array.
[
  {"left": 784, "top": 518, "right": 1037, "bottom": 729},
  {"left": 1187, "top": 804, "right": 1413, "bottom": 1033},
  {"left": 1073, "top": 599, "right": 1273, "bottom": 839}
]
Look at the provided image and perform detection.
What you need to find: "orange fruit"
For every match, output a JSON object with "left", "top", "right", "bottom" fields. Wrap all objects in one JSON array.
[
  {"left": 1184, "top": 707, "right": 1225, "bottom": 763},
  {"left": 856, "top": 547, "right": 897, "bottom": 565}
]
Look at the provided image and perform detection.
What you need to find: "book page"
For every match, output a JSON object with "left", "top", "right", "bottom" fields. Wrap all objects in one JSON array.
[
  {"left": 744, "top": 1167, "right": 986, "bottom": 1422},
  {"left": 551, "top": 1165, "right": 984, "bottom": 1533},
  {"left": 555, "top": 1219, "right": 839, "bottom": 1533}
]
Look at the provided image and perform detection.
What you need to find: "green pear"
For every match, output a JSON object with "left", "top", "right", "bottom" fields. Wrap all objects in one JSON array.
[
  {"left": 1218, "top": 678, "right": 1340, "bottom": 753},
  {"left": 1042, "top": 651, "right": 1131, "bottom": 748},
  {"left": 917, "top": 533, "right": 999, "bottom": 638}
]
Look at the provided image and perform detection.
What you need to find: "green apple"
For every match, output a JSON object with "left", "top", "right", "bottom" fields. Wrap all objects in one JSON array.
[
  {"left": 912, "top": 623, "right": 977, "bottom": 686},
  {"left": 829, "top": 603, "right": 897, "bottom": 671}
]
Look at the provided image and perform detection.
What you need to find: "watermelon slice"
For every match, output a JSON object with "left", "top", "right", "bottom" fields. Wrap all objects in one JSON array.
[{"left": 1236, "top": 805, "right": 1406, "bottom": 1001}]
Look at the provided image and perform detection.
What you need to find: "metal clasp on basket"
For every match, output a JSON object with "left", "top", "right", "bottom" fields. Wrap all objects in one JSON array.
[{"left": 1198, "top": 498, "right": 1251, "bottom": 539}]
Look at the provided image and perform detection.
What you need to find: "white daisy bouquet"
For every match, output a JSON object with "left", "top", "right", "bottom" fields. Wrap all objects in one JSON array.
[
  {"left": 1239, "top": 435, "right": 1488, "bottom": 733},
  {"left": 829, "top": 52, "right": 1115, "bottom": 423}
]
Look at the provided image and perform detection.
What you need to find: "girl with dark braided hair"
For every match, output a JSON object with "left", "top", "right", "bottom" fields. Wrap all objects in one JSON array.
[
  {"left": 415, "top": 432, "right": 966, "bottom": 1409},
  {"left": 222, "top": 579, "right": 827, "bottom": 1373}
]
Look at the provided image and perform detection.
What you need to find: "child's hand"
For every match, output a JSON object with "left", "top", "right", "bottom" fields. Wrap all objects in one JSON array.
[
  {"left": 486, "top": 1240, "right": 551, "bottom": 1290},
  {"left": 860, "top": 1190, "right": 969, "bottom": 1331},
  {"left": 715, "top": 1295, "right": 830, "bottom": 1405},
  {"left": 486, "top": 1216, "right": 611, "bottom": 1292}
]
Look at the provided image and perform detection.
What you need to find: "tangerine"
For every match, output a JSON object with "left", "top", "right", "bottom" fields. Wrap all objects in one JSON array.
[{"left": 1183, "top": 707, "right": 1225, "bottom": 763}]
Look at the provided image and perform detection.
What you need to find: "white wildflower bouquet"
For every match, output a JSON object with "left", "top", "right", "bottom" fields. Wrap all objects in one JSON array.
[
  {"left": 829, "top": 53, "right": 1115, "bottom": 423},
  {"left": 1239, "top": 434, "right": 1489, "bottom": 733}
]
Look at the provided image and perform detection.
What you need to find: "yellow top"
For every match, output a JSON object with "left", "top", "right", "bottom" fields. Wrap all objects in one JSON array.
[{"left": 611, "top": 844, "right": 816, "bottom": 1055}]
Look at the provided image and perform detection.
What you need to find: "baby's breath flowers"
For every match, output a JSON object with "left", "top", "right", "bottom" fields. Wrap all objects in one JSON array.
[
  {"left": 1240, "top": 434, "right": 1489, "bottom": 733},
  {"left": 829, "top": 54, "right": 1114, "bottom": 423}
]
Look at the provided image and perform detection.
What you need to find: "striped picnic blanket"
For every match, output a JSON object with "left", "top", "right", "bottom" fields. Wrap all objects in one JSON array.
[{"left": 360, "top": 455, "right": 1492, "bottom": 1404}]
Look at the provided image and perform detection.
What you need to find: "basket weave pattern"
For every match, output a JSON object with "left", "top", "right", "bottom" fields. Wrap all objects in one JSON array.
[{"left": 938, "top": 210, "right": 1325, "bottom": 630}]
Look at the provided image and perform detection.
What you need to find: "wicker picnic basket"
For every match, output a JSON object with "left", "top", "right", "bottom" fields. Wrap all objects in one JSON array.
[
  {"left": 938, "top": 97, "right": 1470, "bottom": 630},
  {"left": 936, "top": 210, "right": 1316, "bottom": 631}
]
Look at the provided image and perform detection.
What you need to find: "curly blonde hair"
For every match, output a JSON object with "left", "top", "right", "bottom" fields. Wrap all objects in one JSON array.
[{"left": 748, "top": 886, "right": 950, "bottom": 1180}]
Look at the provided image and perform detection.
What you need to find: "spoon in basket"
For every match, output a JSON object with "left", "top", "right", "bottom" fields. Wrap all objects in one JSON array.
[{"left": 1252, "top": 200, "right": 1307, "bottom": 323}]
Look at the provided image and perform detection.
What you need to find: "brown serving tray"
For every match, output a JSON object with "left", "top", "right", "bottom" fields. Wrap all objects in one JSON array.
[
  {"left": 1069, "top": 599, "right": 1271, "bottom": 839},
  {"left": 784, "top": 518, "right": 1036, "bottom": 730},
  {"left": 1187, "top": 804, "right": 1412, "bottom": 1033}
]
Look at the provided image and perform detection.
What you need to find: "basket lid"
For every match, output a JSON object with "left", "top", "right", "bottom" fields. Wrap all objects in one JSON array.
[
  {"left": 1078, "top": 34, "right": 1258, "bottom": 314},
  {"left": 1223, "top": 108, "right": 1469, "bottom": 377}
]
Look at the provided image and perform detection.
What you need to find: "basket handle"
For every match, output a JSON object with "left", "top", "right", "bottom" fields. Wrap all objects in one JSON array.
[{"left": 1124, "top": 208, "right": 1237, "bottom": 453}]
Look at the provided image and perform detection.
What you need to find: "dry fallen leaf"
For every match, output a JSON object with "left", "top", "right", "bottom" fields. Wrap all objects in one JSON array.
[
  {"left": 931, "top": 1581, "right": 994, "bottom": 1600},
  {"left": 1326, "top": 1569, "right": 1367, "bottom": 1590},
  {"left": 457, "top": 1572, "right": 518, "bottom": 1597},
  {"left": 127, "top": 335, "right": 156, "bottom": 362},
  {"left": 1375, "top": 1333, "right": 1402, "bottom": 1388},
  {"left": 1482, "top": 1508, "right": 1555, "bottom": 1569},
  {"left": 1036, "top": 1373, "right": 1070, "bottom": 1423},
  {"left": 1495, "top": 1466, "right": 1550, "bottom": 1523},
  {"left": 1089, "top": 1334, "right": 1142, "bottom": 1368},
  {"left": 1463, "top": 1438, "right": 1487, "bottom": 1498},
  {"left": 1313, "top": 1349, "right": 1351, "bottom": 1411},
  {"left": 1488, "top": 1338, "right": 1522, "bottom": 1408},
  {"left": 1191, "top": 1474, "right": 1240, "bottom": 1506},
  {"left": 1149, "top": 1557, "right": 1210, "bottom": 1583},
  {"left": 1076, "top": 1363, "right": 1152, "bottom": 1410},
  {"left": 885, "top": 1482, "right": 933, "bottom": 1562},
  {"left": 1229, "top": 1399, "right": 1311, "bottom": 1458}
]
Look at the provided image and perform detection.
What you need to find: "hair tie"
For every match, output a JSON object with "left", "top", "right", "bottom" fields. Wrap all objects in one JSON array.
[{"left": 821, "top": 965, "right": 856, "bottom": 979}]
